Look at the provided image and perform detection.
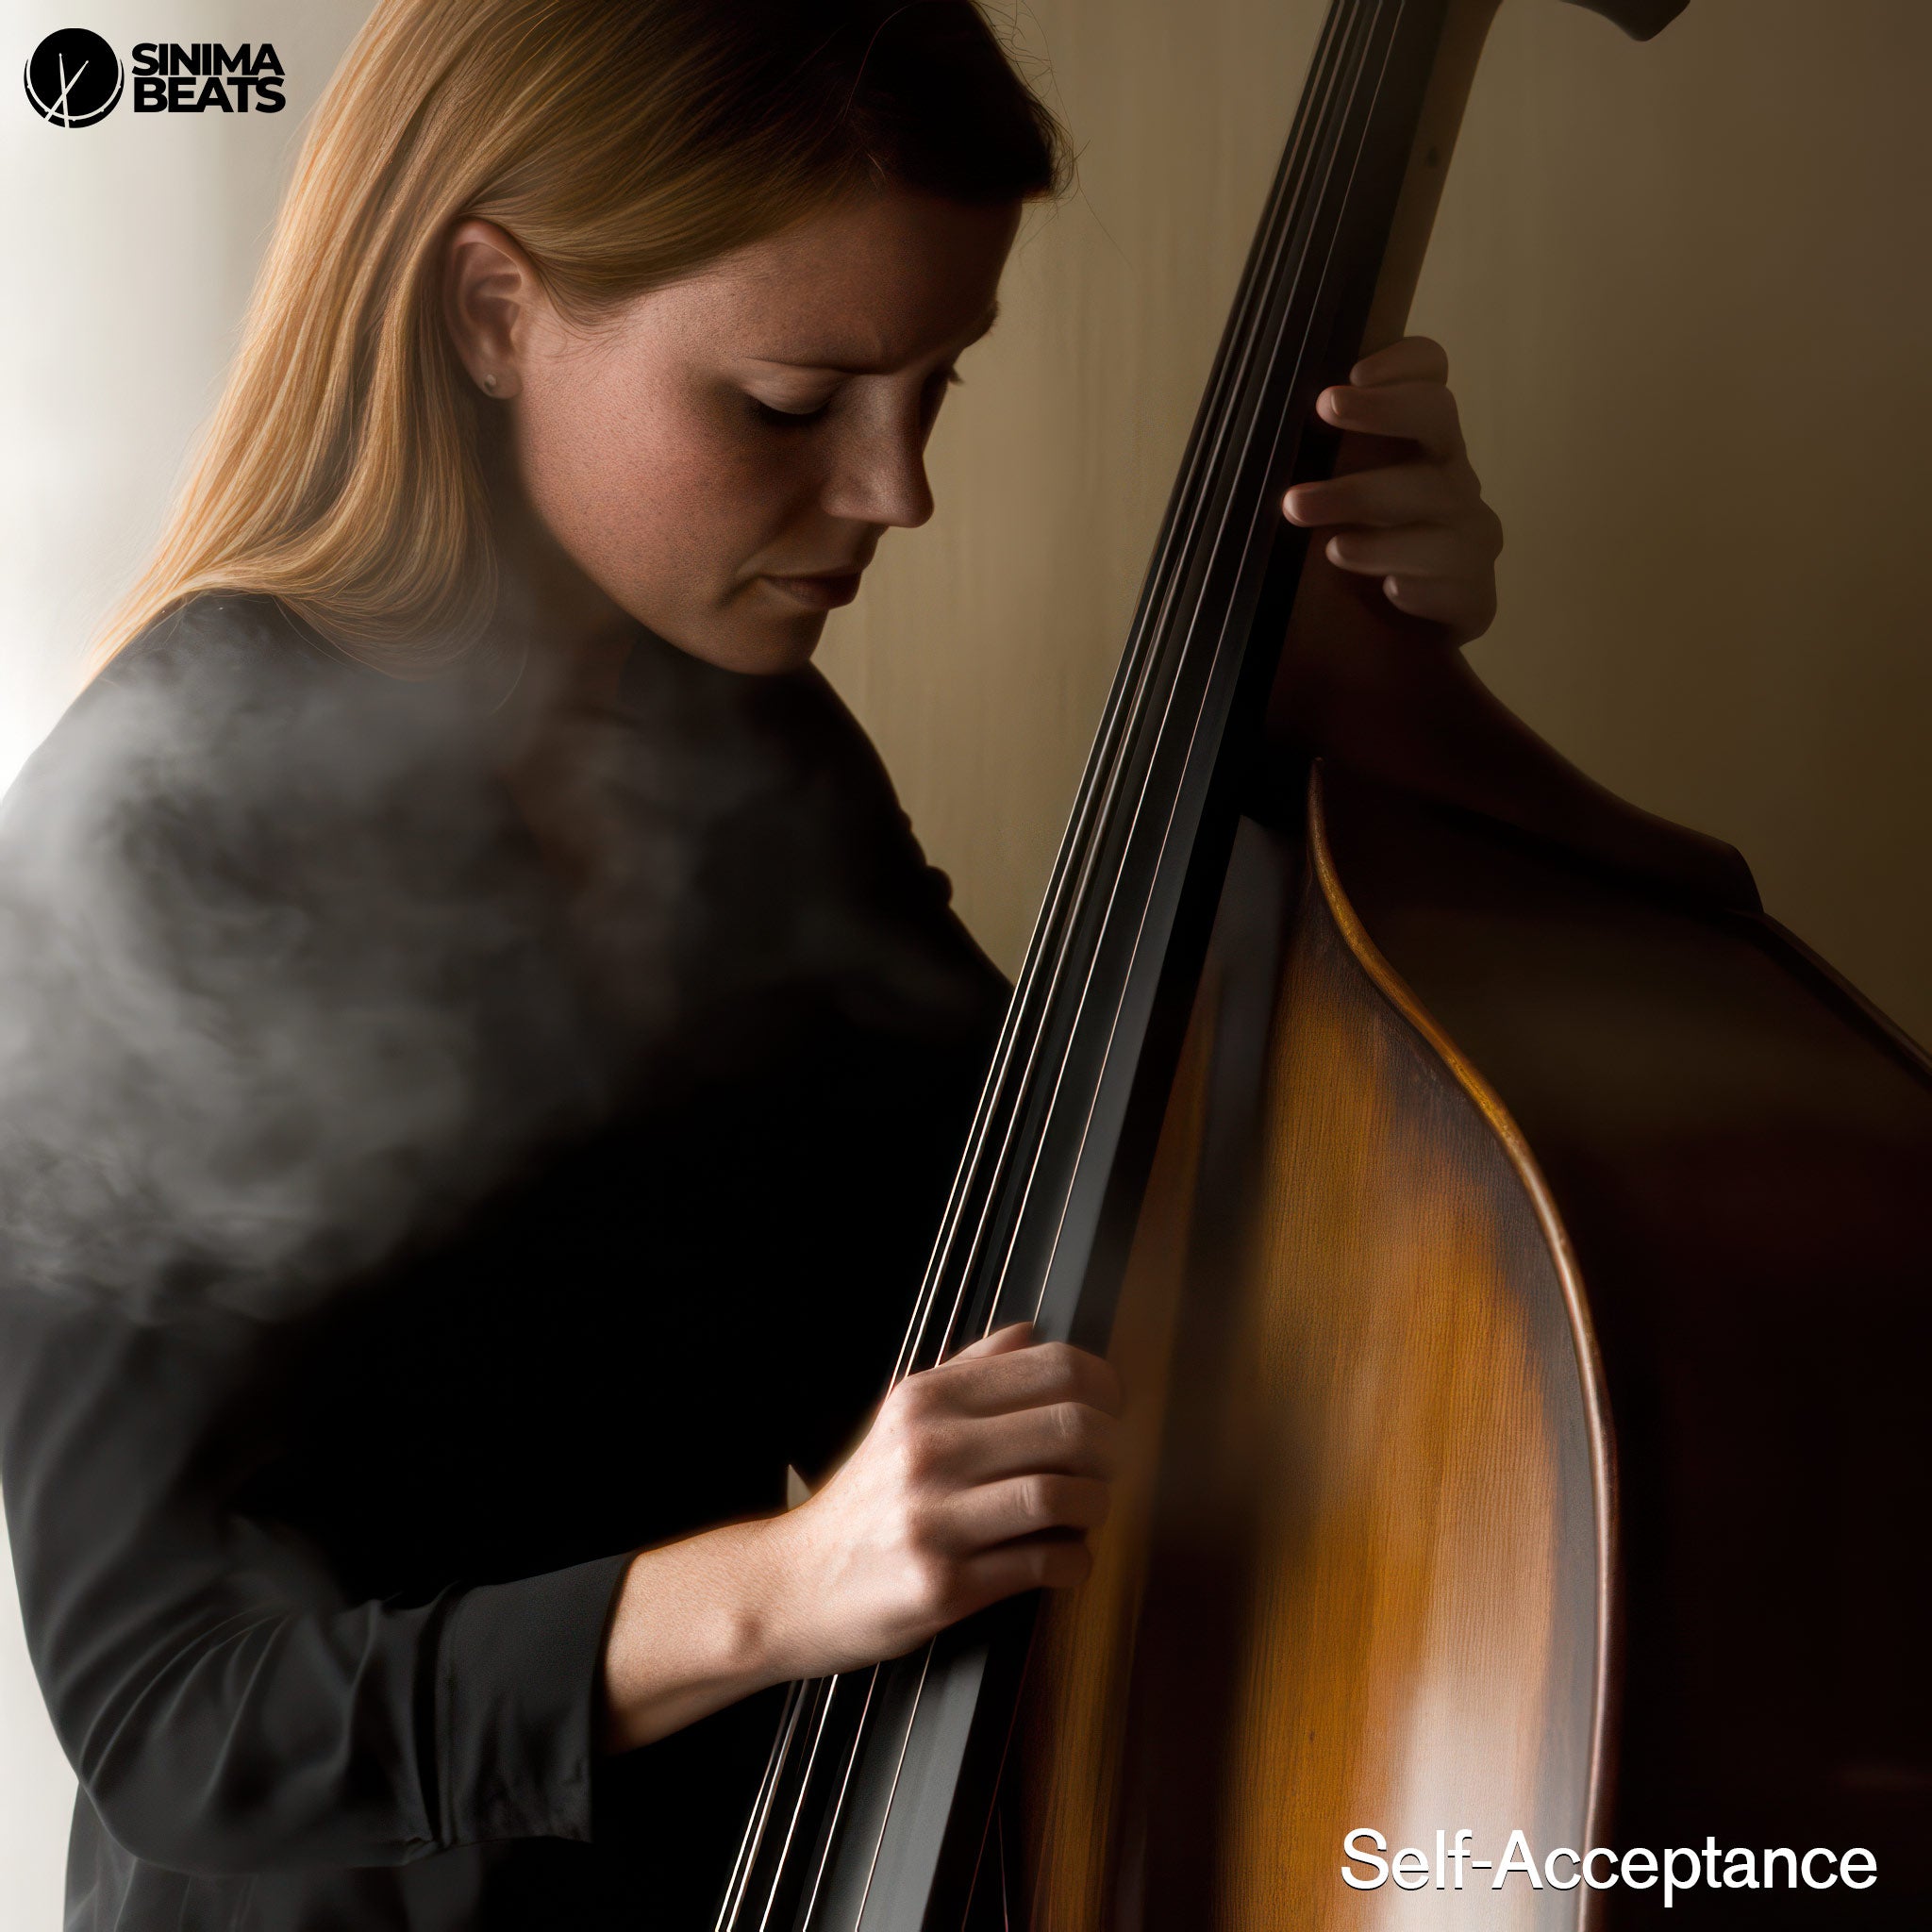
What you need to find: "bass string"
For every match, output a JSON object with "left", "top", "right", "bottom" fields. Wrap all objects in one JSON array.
[
  {"left": 813, "top": 0, "right": 1391, "bottom": 1908},
  {"left": 721, "top": 2, "right": 1408, "bottom": 1923},
  {"left": 788, "top": 1, "right": 1410, "bottom": 1924},
  {"left": 886, "top": 0, "right": 1373, "bottom": 1398},
  {"left": 907, "top": 0, "right": 1357, "bottom": 1292},
  {"left": 932, "top": 0, "right": 1417, "bottom": 1888},
  {"left": 874, "top": 9, "right": 1354, "bottom": 1393},
  {"left": 715, "top": 1676, "right": 814, "bottom": 1929},
  {"left": 1016, "top": 0, "right": 1417, "bottom": 1345},
  {"left": 913, "top": 0, "right": 1389, "bottom": 1379}
]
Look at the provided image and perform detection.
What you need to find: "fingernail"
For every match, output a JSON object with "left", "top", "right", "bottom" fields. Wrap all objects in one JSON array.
[{"left": 1320, "top": 388, "right": 1347, "bottom": 420}]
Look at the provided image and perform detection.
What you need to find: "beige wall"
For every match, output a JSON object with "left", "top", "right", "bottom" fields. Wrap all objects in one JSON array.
[
  {"left": 818, "top": 0, "right": 1932, "bottom": 1046},
  {"left": 1, "top": 6, "right": 374, "bottom": 1915}
]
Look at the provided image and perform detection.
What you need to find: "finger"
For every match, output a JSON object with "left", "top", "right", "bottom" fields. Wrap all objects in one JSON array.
[
  {"left": 1285, "top": 458, "right": 1474, "bottom": 531},
  {"left": 943, "top": 1400, "right": 1124, "bottom": 1486},
  {"left": 955, "top": 1530, "right": 1094, "bottom": 1612},
  {"left": 950, "top": 1321, "right": 1036, "bottom": 1362},
  {"left": 1315, "top": 380, "right": 1463, "bottom": 458},
  {"left": 1347, "top": 334, "right": 1449, "bottom": 388},
  {"left": 894, "top": 1323, "right": 1039, "bottom": 1424},
  {"left": 1379, "top": 573, "right": 1496, "bottom": 639},
  {"left": 939, "top": 1474, "right": 1112, "bottom": 1554},
  {"left": 934, "top": 1339, "right": 1125, "bottom": 1421},
  {"left": 1324, "top": 524, "right": 1490, "bottom": 580}
]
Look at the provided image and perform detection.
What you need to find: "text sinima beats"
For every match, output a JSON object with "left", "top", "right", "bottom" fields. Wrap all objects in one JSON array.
[{"left": 132, "top": 43, "right": 285, "bottom": 115}]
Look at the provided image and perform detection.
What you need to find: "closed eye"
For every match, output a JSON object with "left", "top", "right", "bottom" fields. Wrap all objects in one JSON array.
[
  {"left": 746, "top": 369, "right": 965, "bottom": 432},
  {"left": 748, "top": 395, "right": 832, "bottom": 427}
]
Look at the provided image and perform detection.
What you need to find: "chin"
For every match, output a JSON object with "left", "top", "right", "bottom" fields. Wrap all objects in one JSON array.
[{"left": 670, "top": 611, "right": 825, "bottom": 677}]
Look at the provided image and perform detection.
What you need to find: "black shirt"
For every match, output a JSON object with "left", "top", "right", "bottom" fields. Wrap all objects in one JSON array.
[{"left": 0, "top": 591, "right": 1009, "bottom": 1928}]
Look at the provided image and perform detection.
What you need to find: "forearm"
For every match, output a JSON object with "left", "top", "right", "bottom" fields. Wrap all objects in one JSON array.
[{"left": 600, "top": 1516, "right": 799, "bottom": 1754}]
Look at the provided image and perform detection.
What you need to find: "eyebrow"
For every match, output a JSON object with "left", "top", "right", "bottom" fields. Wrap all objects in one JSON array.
[{"left": 755, "top": 300, "right": 1001, "bottom": 375}]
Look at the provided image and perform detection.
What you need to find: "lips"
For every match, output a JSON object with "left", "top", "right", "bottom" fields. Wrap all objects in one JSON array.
[{"left": 760, "top": 569, "right": 864, "bottom": 611}]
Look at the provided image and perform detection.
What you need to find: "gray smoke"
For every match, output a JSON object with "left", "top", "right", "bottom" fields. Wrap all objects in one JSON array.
[
  {"left": 0, "top": 606, "right": 998, "bottom": 1328},
  {"left": 0, "top": 630, "right": 620, "bottom": 1324}
]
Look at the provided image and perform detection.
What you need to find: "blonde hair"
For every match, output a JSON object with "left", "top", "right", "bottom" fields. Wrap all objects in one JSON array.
[{"left": 93, "top": 0, "right": 1068, "bottom": 675}]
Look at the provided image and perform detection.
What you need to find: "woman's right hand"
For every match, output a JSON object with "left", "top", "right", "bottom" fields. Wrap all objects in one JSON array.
[{"left": 762, "top": 1321, "right": 1124, "bottom": 1679}]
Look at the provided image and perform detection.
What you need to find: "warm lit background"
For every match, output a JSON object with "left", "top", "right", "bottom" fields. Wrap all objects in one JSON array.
[
  {"left": 829, "top": 0, "right": 1932, "bottom": 1028},
  {"left": 5, "top": 0, "right": 1927, "bottom": 1915}
]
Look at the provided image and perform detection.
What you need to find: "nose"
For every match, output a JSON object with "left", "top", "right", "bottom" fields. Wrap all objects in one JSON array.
[{"left": 819, "top": 395, "right": 936, "bottom": 531}]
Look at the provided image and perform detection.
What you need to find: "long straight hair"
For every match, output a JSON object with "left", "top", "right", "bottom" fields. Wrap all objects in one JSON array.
[{"left": 92, "top": 0, "right": 1069, "bottom": 675}]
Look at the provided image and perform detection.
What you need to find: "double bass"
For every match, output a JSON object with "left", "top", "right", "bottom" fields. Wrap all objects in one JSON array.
[{"left": 719, "top": 1, "right": 1932, "bottom": 1924}]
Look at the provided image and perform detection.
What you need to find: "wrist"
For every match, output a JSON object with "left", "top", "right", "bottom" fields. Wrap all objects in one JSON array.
[
  {"left": 737, "top": 1502, "right": 828, "bottom": 1686},
  {"left": 600, "top": 1513, "right": 810, "bottom": 1754},
  {"left": 711, "top": 1511, "right": 808, "bottom": 1690}
]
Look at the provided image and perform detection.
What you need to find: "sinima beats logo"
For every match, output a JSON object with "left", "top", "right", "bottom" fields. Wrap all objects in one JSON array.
[
  {"left": 23, "top": 29, "right": 124, "bottom": 126},
  {"left": 23, "top": 30, "right": 285, "bottom": 125}
]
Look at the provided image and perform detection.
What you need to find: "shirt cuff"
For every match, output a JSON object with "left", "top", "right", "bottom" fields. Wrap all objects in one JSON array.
[{"left": 436, "top": 1545, "right": 636, "bottom": 1845}]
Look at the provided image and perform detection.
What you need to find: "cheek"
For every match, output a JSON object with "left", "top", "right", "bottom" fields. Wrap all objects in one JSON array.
[{"left": 511, "top": 351, "right": 807, "bottom": 608}]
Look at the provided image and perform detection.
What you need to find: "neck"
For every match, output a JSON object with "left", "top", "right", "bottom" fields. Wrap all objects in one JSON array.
[{"left": 491, "top": 477, "right": 638, "bottom": 709}]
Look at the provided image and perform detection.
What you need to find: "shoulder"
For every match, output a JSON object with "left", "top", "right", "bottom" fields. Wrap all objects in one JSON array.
[
  {"left": 95, "top": 589, "right": 360, "bottom": 696},
  {"left": 4, "top": 591, "right": 500, "bottom": 891},
  {"left": 8, "top": 592, "right": 376, "bottom": 833},
  {"left": 0, "top": 584, "right": 526, "bottom": 1027},
  {"left": 64, "top": 591, "right": 390, "bottom": 776},
  {"left": 0, "top": 594, "right": 592, "bottom": 1326}
]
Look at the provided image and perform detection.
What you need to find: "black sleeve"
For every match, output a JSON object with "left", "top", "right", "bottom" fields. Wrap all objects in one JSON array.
[
  {"left": 0, "top": 604, "right": 634, "bottom": 1872},
  {"left": 0, "top": 598, "right": 1013, "bottom": 1878},
  {"left": 0, "top": 1288, "right": 635, "bottom": 1872}
]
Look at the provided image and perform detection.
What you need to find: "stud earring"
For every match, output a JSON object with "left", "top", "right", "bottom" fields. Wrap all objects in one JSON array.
[{"left": 481, "top": 372, "right": 499, "bottom": 393}]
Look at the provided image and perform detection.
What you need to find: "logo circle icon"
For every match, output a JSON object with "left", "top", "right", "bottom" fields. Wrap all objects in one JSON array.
[{"left": 24, "top": 28, "right": 124, "bottom": 127}]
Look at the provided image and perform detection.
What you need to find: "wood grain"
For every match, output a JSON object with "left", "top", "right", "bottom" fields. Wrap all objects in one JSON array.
[{"left": 1000, "top": 789, "right": 1609, "bottom": 1929}]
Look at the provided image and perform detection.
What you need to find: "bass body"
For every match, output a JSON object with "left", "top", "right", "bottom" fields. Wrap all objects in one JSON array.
[
  {"left": 1008, "top": 759, "right": 1932, "bottom": 1929},
  {"left": 720, "top": 2, "right": 1932, "bottom": 1924}
]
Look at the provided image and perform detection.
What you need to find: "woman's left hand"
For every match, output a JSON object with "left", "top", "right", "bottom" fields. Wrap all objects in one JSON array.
[{"left": 1281, "top": 335, "right": 1502, "bottom": 647}]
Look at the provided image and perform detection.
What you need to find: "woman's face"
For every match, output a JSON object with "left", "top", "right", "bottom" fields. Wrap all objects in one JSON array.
[{"left": 445, "top": 186, "right": 1020, "bottom": 676}]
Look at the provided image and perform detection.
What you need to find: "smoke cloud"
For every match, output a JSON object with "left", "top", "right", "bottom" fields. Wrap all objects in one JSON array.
[
  {"left": 0, "top": 600, "right": 1001, "bottom": 1327},
  {"left": 0, "top": 622, "right": 625, "bottom": 1323}
]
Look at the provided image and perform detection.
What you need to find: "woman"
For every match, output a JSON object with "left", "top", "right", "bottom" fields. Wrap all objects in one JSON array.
[{"left": 0, "top": 2, "right": 1503, "bottom": 1926}]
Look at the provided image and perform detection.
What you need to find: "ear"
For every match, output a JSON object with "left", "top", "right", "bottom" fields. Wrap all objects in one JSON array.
[{"left": 441, "top": 216, "right": 541, "bottom": 401}]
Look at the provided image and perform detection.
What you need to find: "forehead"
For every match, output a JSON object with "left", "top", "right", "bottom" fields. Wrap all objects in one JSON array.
[{"left": 658, "top": 187, "right": 1019, "bottom": 370}]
